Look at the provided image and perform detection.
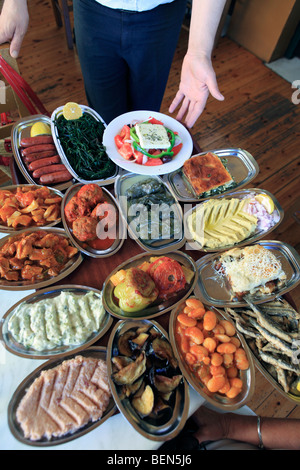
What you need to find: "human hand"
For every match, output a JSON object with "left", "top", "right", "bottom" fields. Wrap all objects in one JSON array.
[
  {"left": 0, "top": 0, "right": 29, "bottom": 58},
  {"left": 169, "top": 52, "right": 224, "bottom": 128},
  {"left": 192, "top": 406, "right": 232, "bottom": 444}
]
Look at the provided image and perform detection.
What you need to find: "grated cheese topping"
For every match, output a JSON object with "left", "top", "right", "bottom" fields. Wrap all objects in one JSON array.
[{"left": 218, "top": 245, "right": 286, "bottom": 295}]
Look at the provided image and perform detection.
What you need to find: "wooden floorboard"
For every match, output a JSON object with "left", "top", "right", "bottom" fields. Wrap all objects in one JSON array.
[{"left": 1, "top": 0, "right": 300, "bottom": 420}]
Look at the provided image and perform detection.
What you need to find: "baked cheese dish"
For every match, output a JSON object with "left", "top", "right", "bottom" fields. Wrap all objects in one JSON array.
[
  {"left": 215, "top": 245, "right": 286, "bottom": 299},
  {"left": 183, "top": 152, "right": 235, "bottom": 197}
]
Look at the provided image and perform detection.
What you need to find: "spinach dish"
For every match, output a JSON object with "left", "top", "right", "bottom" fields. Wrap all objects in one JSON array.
[{"left": 54, "top": 113, "right": 116, "bottom": 181}]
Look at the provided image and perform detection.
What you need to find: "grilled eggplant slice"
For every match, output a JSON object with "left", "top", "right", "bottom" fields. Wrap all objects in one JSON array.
[
  {"left": 118, "top": 330, "right": 136, "bottom": 356},
  {"left": 154, "top": 374, "right": 182, "bottom": 394},
  {"left": 112, "top": 351, "right": 146, "bottom": 385},
  {"left": 151, "top": 337, "right": 178, "bottom": 369}
]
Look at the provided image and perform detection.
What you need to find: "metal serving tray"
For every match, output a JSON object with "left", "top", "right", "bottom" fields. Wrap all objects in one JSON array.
[
  {"left": 114, "top": 173, "right": 185, "bottom": 254},
  {"left": 0, "top": 184, "right": 64, "bottom": 233},
  {"left": 51, "top": 105, "right": 120, "bottom": 185},
  {"left": 0, "top": 285, "right": 113, "bottom": 359},
  {"left": 61, "top": 183, "right": 126, "bottom": 258},
  {"left": 0, "top": 227, "right": 83, "bottom": 291},
  {"left": 102, "top": 250, "right": 198, "bottom": 320},
  {"left": 194, "top": 240, "right": 300, "bottom": 308},
  {"left": 224, "top": 297, "right": 300, "bottom": 405},
  {"left": 107, "top": 319, "right": 190, "bottom": 441},
  {"left": 8, "top": 346, "right": 117, "bottom": 447},
  {"left": 169, "top": 296, "right": 255, "bottom": 411},
  {"left": 11, "top": 114, "right": 73, "bottom": 192},
  {"left": 184, "top": 188, "right": 284, "bottom": 252},
  {"left": 166, "top": 148, "right": 259, "bottom": 202}
]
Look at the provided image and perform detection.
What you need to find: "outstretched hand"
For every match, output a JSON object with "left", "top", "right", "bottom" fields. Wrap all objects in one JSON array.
[
  {"left": 0, "top": 0, "right": 29, "bottom": 58},
  {"left": 169, "top": 52, "right": 224, "bottom": 128}
]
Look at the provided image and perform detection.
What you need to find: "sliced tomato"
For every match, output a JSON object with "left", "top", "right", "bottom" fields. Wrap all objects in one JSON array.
[
  {"left": 172, "top": 142, "right": 183, "bottom": 156},
  {"left": 148, "top": 117, "right": 164, "bottom": 125},
  {"left": 144, "top": 158, "right": 163, "bottom": 166},
  {"left": 114, "top": 134, "right": 124, "bottom": 149},
  {"left": 119, "top": 124, "right": 131, "bottom": 140},
  {"left": 118, "top": 142, "right": 134, "bottom": 160},
  {"left": 133, "top": 149, "right": 144, "bottom": 165}
]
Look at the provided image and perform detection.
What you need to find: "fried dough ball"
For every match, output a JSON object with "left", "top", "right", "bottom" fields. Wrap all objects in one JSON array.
[{"left": 72, "top": 216, "right": 98, "bottom": 242}]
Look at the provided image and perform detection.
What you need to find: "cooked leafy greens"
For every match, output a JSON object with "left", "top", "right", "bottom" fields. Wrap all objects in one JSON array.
[{"left": 54, "top": 113, "right": 116, "bottom": 180}]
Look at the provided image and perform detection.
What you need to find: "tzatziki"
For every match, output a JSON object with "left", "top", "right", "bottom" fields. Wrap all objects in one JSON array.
[{"left": 8, "top": 290, "right": 106, "bottom": 351}]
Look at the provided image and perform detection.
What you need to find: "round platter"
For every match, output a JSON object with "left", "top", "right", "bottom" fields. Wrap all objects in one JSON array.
[{"left": 102, "top": 110, "right": 193, "bottom": 176}]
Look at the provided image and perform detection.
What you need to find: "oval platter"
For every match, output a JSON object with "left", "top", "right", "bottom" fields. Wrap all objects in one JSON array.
[
  {"left": 102, "top": 251, "right": 198, "bottom": 320},
  {"left": 107, "top": 319, "right": 190, "bottom": 441},
  {"left": 8, "top": 346, "right": 117, "bottom": 447},
  {"left": 0, "top": 227, "right": 83, "bottom": 291},
  {"left": 224, "top": 297, "right": 300, "bottom": 405},
  {"left": 169, "top": 296, "right": 255, "bottom": 411},
  {"left": 11, "top": 114, "right": 74, "bottom": 192},
  {"left": 61, "top": 182, "right": 126, "bottom": 258},
  {"left": 184, "top": 187, "right": 284, "bottom": 253},
  {"left": 51, "top": 105, "right": 120, "bottom": 186},
  {"left": 0, "top": 184, "right": 64, "bottom": 233},
  {"left": 0, "top": 284, "right": 113, "bottom": 359},
  {"left": 114, "top": 173, "right": 185, "bottom": 254}
]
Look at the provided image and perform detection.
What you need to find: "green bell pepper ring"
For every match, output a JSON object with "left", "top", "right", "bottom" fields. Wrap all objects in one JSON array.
[
  {"left": 130, "top": 126, "right": 140, "bottom": 142},
  {"left": 131, "top": 127, "right": 176, "bottom": 159}
]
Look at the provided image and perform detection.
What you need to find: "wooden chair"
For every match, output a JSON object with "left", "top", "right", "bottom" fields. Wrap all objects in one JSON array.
[{"left": 51, "top": 0, "right": 73, "bottom": 50}]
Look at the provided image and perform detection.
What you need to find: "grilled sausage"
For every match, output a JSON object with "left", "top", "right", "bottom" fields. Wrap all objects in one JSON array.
[
  {"left": 32, "top": 164, "right": 67, "bottom": 178},
  {"left": 20, "top": 135, "right": 54, "bottom": 147},
  {"left": 24, "top": 150, "right": 57, "bottom": 163},
  {"left": 28, "top": 155, "right": 60, "bottom": 171},
  {"left": 39, "top": 170, "right": 73, "bottom": 184},
  {"left": 21, "top": 144, "right": 56, "bottom": 156}
]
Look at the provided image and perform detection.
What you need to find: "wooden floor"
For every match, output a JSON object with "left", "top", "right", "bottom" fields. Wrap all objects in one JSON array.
[{"left": 1, "top": 0, "right": 300, "bottom": 421}]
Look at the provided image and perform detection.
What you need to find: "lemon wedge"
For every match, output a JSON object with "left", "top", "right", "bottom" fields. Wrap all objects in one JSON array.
[
  {"left": 62, "top": 102, "right": 83, "bottom": 120},
  {"left": 255, "top": 194, "right": 275, "bottom": 214},
  {"left": 30, "top": 122, "right": 51, "bottom": 137}
]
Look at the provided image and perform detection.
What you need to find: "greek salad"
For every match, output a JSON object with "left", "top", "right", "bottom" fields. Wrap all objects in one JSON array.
[{"left": 114, "top": 117, "right": 183, "bottom": 166}]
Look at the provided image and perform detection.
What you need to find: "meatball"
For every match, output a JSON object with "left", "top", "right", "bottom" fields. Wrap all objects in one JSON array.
[
  {"left": 72, "top": 216, "right": 98, "bottom": 242},
  {"left": 77, "top": 184, "right": 104, "bottom": 207},
  {"left": 64, "top": 196, "right": 90, "bottom": 224}
]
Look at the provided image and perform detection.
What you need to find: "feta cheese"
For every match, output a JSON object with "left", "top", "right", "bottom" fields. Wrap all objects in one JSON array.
[{"left": 135, "top": 123, "right": 170, "bottom": 149}]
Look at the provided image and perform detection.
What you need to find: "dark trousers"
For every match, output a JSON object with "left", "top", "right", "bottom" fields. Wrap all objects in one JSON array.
[{"left": 73, "top": 0, "right": 187, "bottom": 124}]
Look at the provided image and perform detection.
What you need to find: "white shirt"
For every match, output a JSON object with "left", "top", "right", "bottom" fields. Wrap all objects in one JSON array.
[{"left": 94, "top": 0, "right": 175, "bottom": 12}]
